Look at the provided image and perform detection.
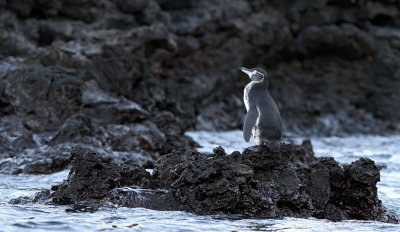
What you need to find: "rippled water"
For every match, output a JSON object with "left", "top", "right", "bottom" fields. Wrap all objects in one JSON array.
[{"left": 1, "top": 131, "right": 400, "bottom": 231}]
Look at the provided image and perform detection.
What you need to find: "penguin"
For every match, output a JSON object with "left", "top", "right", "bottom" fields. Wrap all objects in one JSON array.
[{"left": 240, "top": 67, "right": 282, "bottom": 152}]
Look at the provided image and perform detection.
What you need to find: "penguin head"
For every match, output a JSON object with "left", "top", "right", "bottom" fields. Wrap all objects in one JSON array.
[{"left": 240, "top": 67, "right": 267, "bottom": 82}]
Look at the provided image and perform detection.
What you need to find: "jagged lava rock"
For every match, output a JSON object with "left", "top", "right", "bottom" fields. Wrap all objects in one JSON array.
[
  {"left": 29, "top": 143, "right": 397, "bottom": 222},
  {"left": 51, "top": 148, "right": 150, "bottom": 204},
  {"left": 152, "top": 142, "right": 398, "bottom": 223},
  {"left": 48, "top": 147, "right": 185, "bottom": 211}
]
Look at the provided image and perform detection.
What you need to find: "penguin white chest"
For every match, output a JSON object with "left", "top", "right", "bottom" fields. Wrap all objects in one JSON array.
[{"left": 243, "top": 83, "right": 252, "bottom": 111}]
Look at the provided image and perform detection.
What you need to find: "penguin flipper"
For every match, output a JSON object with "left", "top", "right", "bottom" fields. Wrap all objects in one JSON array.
[{"left": 243, "top": 107, "right": 258, "bottom": 142}]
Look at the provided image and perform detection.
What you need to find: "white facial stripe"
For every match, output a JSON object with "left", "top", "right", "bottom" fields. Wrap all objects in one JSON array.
[{"left": 252, "top": 70, "right": 264, "bottom": 77}]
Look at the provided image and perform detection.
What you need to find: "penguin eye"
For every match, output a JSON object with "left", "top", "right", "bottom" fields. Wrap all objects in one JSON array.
[{"left": 253, "top": 71, "right": 264, "bottom": 77}]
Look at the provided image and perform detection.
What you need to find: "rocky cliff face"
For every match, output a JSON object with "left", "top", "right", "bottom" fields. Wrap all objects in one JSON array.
[{"left": 1, "top": 0, "right": 400, "bottom": 173}]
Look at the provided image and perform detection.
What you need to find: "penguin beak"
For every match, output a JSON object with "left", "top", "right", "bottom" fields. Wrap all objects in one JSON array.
[{"left": 240, "top": 67, "right": 253, "bottom": 77}]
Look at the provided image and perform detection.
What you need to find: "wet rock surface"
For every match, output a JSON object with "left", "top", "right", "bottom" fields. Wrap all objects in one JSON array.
[
  {"left": 1, "top": 0, "right": 400, "bottom": 173},
  {"left": 13, "top": 144, "right": 397, "bottom": 223},
  {"left": 50, "top": 148, "right": 150, "bottom": 205},
  {"left": 0, "top": 62, "right": 196, "bottom": 174}
]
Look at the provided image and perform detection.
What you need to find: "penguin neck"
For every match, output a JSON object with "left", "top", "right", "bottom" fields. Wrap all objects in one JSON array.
[{"left": 251, "top": 77, "right": 268, "bottom": 89}]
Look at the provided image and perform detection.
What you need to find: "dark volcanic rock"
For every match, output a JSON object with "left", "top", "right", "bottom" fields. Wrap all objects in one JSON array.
[
  {"left": 0, "top": 61, "right": 196, "bottom": 174},
  {"left": 296, "top": 24, "right": 375, "bottom": 59},
  {"left": 0, "top": 0, "right": 399, "bottom": 151},
  {"left": 9, "top": 189, "right": 52, "bottom": 205},
  {"left": 14, "top": 143, "right": 397, "bottom": 222},
  {"left": 49, "top": 114, "right": 95, "bottom": 145},
  {"left": 1, "top": 64, "right": 83, "bottom": 129},
  {"left": 51, "top": 148, "right": 150, "bottom": 204},
  {"left": 116, "top": 0, "right": 148, "bottom": 14},
  {"left": 1, "top": 0, "right": 400, "bottom": 172},
  {"left": 49, "top": 147, "right": 181, "bottom": 211},
  {"left": 0, "top": 143, "right": 71, "bottom": 175},
  {"left": 151, "top": 143, "right": 398, "bottom": 222},
  {"left": 107, "top": 188, "right": 183, "bottom": 211}
]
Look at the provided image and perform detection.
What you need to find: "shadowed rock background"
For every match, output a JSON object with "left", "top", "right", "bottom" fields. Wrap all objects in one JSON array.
[{"left": 0, "top": 0, "right": 400, "bottom": 173}]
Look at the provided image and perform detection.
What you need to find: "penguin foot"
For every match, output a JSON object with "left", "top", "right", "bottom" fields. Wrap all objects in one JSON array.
[
  {"left": 265, "top": 140, "right": 281, "bottom": 153},
  {"left": 247, "top": 146, "right": 262, "bottom": 152},
  {"left": 249, "top": 145, "right": 274, "bottom": 153}
]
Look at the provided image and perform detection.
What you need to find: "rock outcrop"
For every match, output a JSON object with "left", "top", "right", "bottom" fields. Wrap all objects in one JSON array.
[
  {"left": 50, "top": 148, "right": 151, "bottom": 205},
  {"left": 152, "top": 143, "right": 397, "bottom": 222},
  {"left": 12, "top": 144, "right": 397, "bottom": 223}
]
